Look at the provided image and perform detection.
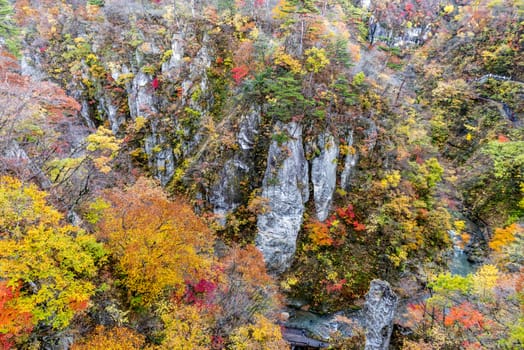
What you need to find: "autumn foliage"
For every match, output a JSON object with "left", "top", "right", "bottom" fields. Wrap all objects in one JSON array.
[
  {"left": 0, "top": 48, "right": 81, "bottom": 185},
  {"left": 444, "top": 302, "right": 486, "bottom": 329},
  {"left": 214, "top": 245, "right": 282, "bottom": 336},
  {"left": 489, "top": 223, "right": 522, "bottom": 252},
  {"left": 1, "top": 0, "right": 521, "bottom": 348},
  {"left": 149, "top": 244, "right": 284, "bottom": 349},
  {"left": 229, "top": 315, "right": 287, "bottom": 350},
  {"left": 306, "top": 204, "right": 366, "bottom": 248},
  {"left": 231, "top": 65, "right": 249, "bottom": 84},
  {"left": 96, "top": 177, "right": 215, "bottom": 306},
  {"left": 0, "top": 176, "right": 104, "bottom": 339},
  {"left": 0, "top": 282, "right": 33, "bottom": 350},
  {"left": 71, "top": 326, "right": 145, "bottom": 350},
  {"left": 404, "top": 262, "right": 523, "bottom": 348}
]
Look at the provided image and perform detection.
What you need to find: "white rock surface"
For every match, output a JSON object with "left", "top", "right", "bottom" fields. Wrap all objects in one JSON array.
[
  {"left": 364, "top": 280, "right": 398, "bottom": 350},
  {"left": 256, "top": 122, "right": 309, "bottom": 274},
  {"left": 340, "top": 130, "right": 358, "bottom": 190},
  {"left": 311, "top": 133, "right": 338, "bottom": 221}
]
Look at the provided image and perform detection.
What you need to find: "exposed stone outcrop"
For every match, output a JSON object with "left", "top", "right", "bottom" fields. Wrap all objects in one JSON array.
[
  {"left": 361, "top": 116, "right": 378, "bottom": 152},
  {"left": 366, "top": 0, "right": 431, "bottom": 47},
  {"left": 162, "top": 32, "right": 185, "bottom": 77},
  {"left": 18, "top": 6, "right": 379, "bottom": 279},
  {"left": 284, "top": 308, "right": 363, "bottom": 341},
  {"left": 210, "top": 157, "right": 249, "bottom": 224},
  {"left": 210, "top": 107, "right": 260, "bottom": 224},
  {"left": 361, "top": 0, "right": 371, "bottom": 10},
  {"left": 41, "top": 333, "right": 73, "bottom": 350},
  {"left": 237, "top": 107, "right": 260, "bottom": 151},
  {"left": 127, "top": 30, "right": 212, "bottom": 186},
  {"left": 79, "top": 99, "right": 96, "bottom": 129},
  {"left": 129, "top": 71, "right": 156, "bottom": 120},
  {"left": 143, "top": 119, "right": 175, "bottom": 186},
  {"left": 311, "top": 133, "right": 338, "bottom": 221},
  {"left": 2, "top": 141, "right": 52, "bottom": 189},
  {"left": 20, "top": 54, "right": 47, "bottom": 81},
  {"left": 128, "top": 71, "right": 176, "bottom": 185},
  {"left": 256, "top": 122, "right": 309, "bottom": 274},
  {"left": 340, "top": 130, "right": 358, "bottom": 190},
  {"left": 363, "top": 280, "right": 398, "bottom": 350},
  {"left": 177, "top": 36, "right": 213, "bottom": 158},
  {"left": 99, "top": 95, "right": 123, "bottom": 134},
  {"left": 282, "top": 327, "right": 329, "bottom": 348},
  {"left": 189, "top": 33, "right": 212, "bottom": 81}
]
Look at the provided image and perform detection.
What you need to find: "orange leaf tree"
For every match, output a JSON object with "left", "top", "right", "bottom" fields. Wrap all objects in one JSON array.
[
  {"left": 96, "top": 177, "right": 215, "bottom": 306},
  {"left": 71, "top": 326, "right": 145, "bottom": 350},
  {"left": 0, "top": 282, "right": 33, "bottom": 350}
]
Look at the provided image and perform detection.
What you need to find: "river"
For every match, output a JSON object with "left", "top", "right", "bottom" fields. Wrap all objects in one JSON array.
[
  {"left": 283, "top": 230, "right": 477, "bottom": 343},
  {"left": 448, "top": 230, "right": 476, "bottom": 276}
]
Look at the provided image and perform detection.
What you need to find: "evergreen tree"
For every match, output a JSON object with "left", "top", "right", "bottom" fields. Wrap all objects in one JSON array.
[
  {"left": 264, "top": 71, "right": 314, "bottom": 122},
  {"left": 0, "top": 0, "right": 19, "bottom": 55}
]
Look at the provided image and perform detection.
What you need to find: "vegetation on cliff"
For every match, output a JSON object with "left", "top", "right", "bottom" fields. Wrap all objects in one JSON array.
[{"left": 0, "top": 0, "right": 522, "bottom": 348}]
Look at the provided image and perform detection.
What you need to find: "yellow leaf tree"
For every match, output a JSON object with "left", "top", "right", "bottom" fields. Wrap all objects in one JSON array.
[
  {"left": 472, "top": 264, "right": 499, "bottom": 300},
  {"left": 0, "top": 176, "right": 105, "bottom": 330},
  {"left": 157, "top": 304, "right": 213, "bottom": 350},
  {"left": 230, "top": 315, "right": 289, "bottom": 350}
]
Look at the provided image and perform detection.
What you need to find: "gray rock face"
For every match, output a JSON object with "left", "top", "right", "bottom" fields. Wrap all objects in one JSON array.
[
  {"left": 162, "top": 32, "right": 185, "bottom": 76},
  {"left": 127, "top": 32, "right": 212, "bottom": 186},
  {"left": 179, "top": 40, "right": 212, "bottom": 156},
  {"left": 211, "top": 158, "right": 249, "bottom": 224},
  {"left": 369, "top": 14, "right": 430, "bottom": 47},
  {"left": 143, "top": 119, "right": 176, "bottom": 186},
  {"left": 189, "top": 33, "right": 212, "bottom": 81},
  {"left": 361, "top": 0, "right": 371, "bottom": 9},
  {"left": 364, "top": 280, "right": 398, "bottom": 350},
  {"left": 256, "top": 122, "right": 309, "bottom": 274},
  {"left": 41, "top": 334, "right": 73, "bottom": 350},
  {"left": 129, "top": 71, "right": 156, "bottom": 120},
  {"left": 340, "top": 130, "right": 358, "bottom": 190},
  {"left": 285, "top": 309, "right": 364, "bottom": 341},
  {"left": 2, "top": 141, "right": 51, "bottom": 189},
  {"left": 311, "top": 133, "right": 338, "bottom": 221},
  {"left": 237, "top": 108, "right": 260, "bottom": 151},
  {"left": 128, "top": 71, "right": 176, "bottom": 186},
  {"left": 361, "top": 116, "right": 378, "bottom": 152},
  {"left": 20, "top": 54, "right": 47, "bottom": 81},
  {"left": 210, "top": 107, "right": 260, "bottom": 224},
  {"left": 79, "top": 99, "right": 96, "bottom": 129},
  {"left": 99, "top": 96, "right": 123, "bottom": 134}
]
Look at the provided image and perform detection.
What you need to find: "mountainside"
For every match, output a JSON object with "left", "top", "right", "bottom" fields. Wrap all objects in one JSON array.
[{"left": 0, "top": 0, "right": 523, "bottom": 349}]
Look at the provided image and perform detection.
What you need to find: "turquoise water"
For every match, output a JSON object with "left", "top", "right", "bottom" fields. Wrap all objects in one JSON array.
[{"left": 448, "top": 230, "right": 475, "bottom": 276}]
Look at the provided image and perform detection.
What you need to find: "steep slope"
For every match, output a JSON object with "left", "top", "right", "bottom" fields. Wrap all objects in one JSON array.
[{"left": 0, "top": 0, "right": 522, "bottom": 348}]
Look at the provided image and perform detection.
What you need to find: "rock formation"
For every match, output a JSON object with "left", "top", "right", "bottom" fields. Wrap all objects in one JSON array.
[
  {"left": 363, "top": 280, "right": 398, "bottom": 350},
  {"left": 256, "top": 122, "right": 309, "bottom": 273}
]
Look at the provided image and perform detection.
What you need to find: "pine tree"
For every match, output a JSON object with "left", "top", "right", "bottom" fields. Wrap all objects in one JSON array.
[{"left": 0, "top": 0, "right": 19, "bottom": 55}]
